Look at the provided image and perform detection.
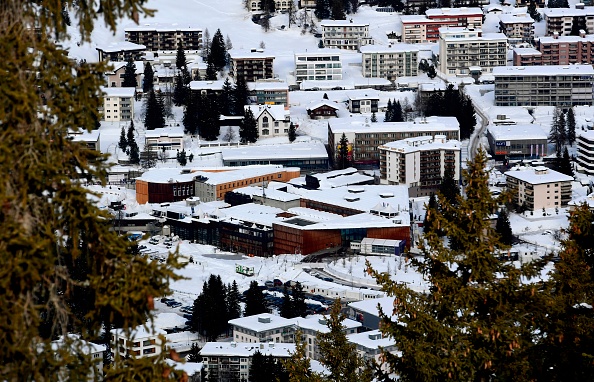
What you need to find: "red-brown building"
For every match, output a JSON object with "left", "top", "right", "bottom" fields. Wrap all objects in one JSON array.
[{"left": 307, "top": 101, "right": 340, "bottom": 120}]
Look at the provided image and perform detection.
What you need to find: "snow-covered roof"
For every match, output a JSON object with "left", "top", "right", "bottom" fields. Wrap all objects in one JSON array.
[
  {"left": 306, "top": 100, "right": 340, "bottom": 111},
  {"left": 347, "top": 329, "right": 396, "bottom": 350},
  {"left": 52, "top": 334, "right": 107, "bottom": 355},
  {"left": 111, "top": 325, "right": 167, "bottom": 340},
  {"left": 349, "top": 296, "right": 395, "bottom": 317},
  {"left": 106, "top": 60, "right": 144, "bottom": 74},
  {"left": 197, "top": 165, "right": 297, "bottom": 186},
  {"left": 221, "top": 203, "right": 285, "bottom": 227},
  {"left": 153, "top": 312, "right": 187, "bottom": 330},
  {"left": 359, "top": 43, "right": 419, "bottom": 54},
  {"left": 380, "top": 136, "right": 461, "bottom": 153},
  {"left": 145, "top": 125, "right": 185, "bottom": 138},
  {"left": 124, "top": 22, "right": 202, "bottom": 32},
  {"left": 498, "top": 14, "right": 534, "bottom": 24},
  {"left": 493, "top": 64, "right": 594, "bottom": 76},
  {"left": 504, "top": 167, "right": 574, "bottom": 185},
  {"left": 100, "top": 86, "right": 135, "bottom": 97},
  {"left": 222, "top": 141, "right": 328, "bottom": 161},
  {"left": 229, "top": 313, "right": 294, "bottom": 331},
  {"left": 399, "top": 15, "right": 433, "bottom": 23},
  {"left": 200, "top": 341, "right": 295, "bottom": 357},
  {"left": 513, "top": 47, "right": 541, "bottom": 56},
  {"left": 438, "top": 27, "right": 507, "bottom": 41},
  {"left": 137, "top": 168, "right": 199, "bottom": 183},
  {"left": 233, "top": 186, "right": 301, "bottom": 202},
  {"left": 294, "top": 315, "right": 361, "bottom": 333},
  {"left": 96, "top": 41, "right": 146, "bottom": 52},
  {"left": 166, "top": 360, "right": 203, "bottom": 376},
  {"left": 69, "top": 128, "right": 100, "bottom": 142},
  {"left": 544, "top": 6, "right": 594, "bottom": 18},
  {"left": 248, "top": 80, "right": 288, "bottom": 91},
  {"left": 229, "top": 49, "right": 275, "bottom": 59},
  {"left": 346, "top": 89, "right": 380, "bottom": 101},
  {"left": 329, "top": 116, "right": 460, "bottom": 134},
  {"left": 487, "top": 124, "right": 548, "bottom": 140},
  {"left": 245, "top": 104, "right": 289, "bottom": 121},
  {"left": 360, "top": 238, "right": 403, "bottom": 247},
  {"left": 320, "top": 20, "right": 369, "bottom": 27},
  {"left": 294, "top": 49, "right": 342, "bottom": 57},
  {"left": 538, "top": 34, "right": 594, "bottom": 43},
  {"left": 426, "top": 7, "right": 483, "bottom": 16},
  {"left": 189, "top": 80, "right": 226, "bottom": 91}
]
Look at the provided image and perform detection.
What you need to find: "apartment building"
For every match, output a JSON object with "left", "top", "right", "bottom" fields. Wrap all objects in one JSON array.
[
  {"left": 512, "top": 47, "right": 543, "bottom": 66},
  {"left": 486, "top": 124, "right": 548, "bottom": 160},
  {"left": 498, "top": 14, "right": 535, "bottom": 44},
  {"left": 96, "top": 41, "right": 146, "bottom": 62},
  {"left": 295, "top": 315, "right": 361, "bottom": 360},
  {"left": 505, "top": 166, "right": 573, "bottom": 211},
  {"left": 248, "top": 80, "right": 289, "bottom": 106},
  {"left": 346, "top": 90, "right": 379, "bottom": 114},
  {"left": 124, "top": 23, "right": 202, "bottom": 51},
  {"left": 52, "top": 334, "right": 106, "bottom": 381},
  {"left": 438, "top": 27, "right": 507, "bottom": 76},
  {"left": 145, "top": 129, "right": 184, "bottom": 152},
  {"left": 99, "top": 87, "right": 135, "bottom": 121},
  {"left": 294, "top": 50, "right": 343, "bottom": 83},
  {"left": 493, "top": 65, "right": 594, "bottom": 107},
  {"left": 327, "top": 116, "right": 460, "bottom": 167},
  {"left": 229, "top": 313, "right": 295, "bottom": 344},
  {"left": 360, "top": 44, "right": 419, "bottom": 81},
  {"left": 347, "top": 330, "right": 398, "bottom": 370},
  {"left": 378, "top": 135, "right": 461, "bottom": 198},
  {"left": 245, "top": 104, "right": 291, "bottom": 137},
  {"left": 400, "top": 7, "right": 483, "bottom": 44},
  {"left": 200, "top": 342, "right": 295, "bottom": 382},
  {"left": 248, "top": 0, "right": 295, "bottom": 12},
  {"left": 320, "top": 20, "right": 374, "bottom": 51},
  {"left": 105, "top": 61, "right": 143, "bottom": 88},
  {"left": 229, "top": 49, "right": 275, "bottom": 82},
  {"left": 544, "top": 6, "right": 594, "bottom": 37},
  {"left": 576, "top": 130, "right": 594, "bottom": 175},
  {"left": 536, "top": 32, "right": 594, "bottom": 65},
  {"left": 110, "top": 326, "right": 165, "bottom": 359}
]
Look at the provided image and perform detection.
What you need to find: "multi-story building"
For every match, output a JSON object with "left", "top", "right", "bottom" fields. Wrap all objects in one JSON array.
[
  {"left": 229, "top": 313, "right": 295, "bottom": 344},
  {"left": 498, "top": 14, "right": 535, "bottom": 44},
  {"left": 360, "top": 44, "right": 419, "bottom": 81},
  {"left": 124, "top": 23, "right": 202, "bottom": 51},
  {"left": 378, "top": 135, "right": 461, "bottom": 198},
  {"left": 328, "top": 116, "right": 460, "bottom": 167},
  {"left": 299, "top": 0, "right": 316, "bottom": 7},
  {"left": 400, "top": 7, "right": 483, "bottom": 44},
  {"left": 294, "top": 50, "right": 343, "bottom": 83},
  {"left": 105, "top": 61, "right": 143, "bottom": 88},
  {"left": 576, "top": 130, "right": 594, "bottom": 175},
  {"left": 145, "top": 128, "right": 184, "bottom": 152},
  {"left": 536, "top": 32, "right": 594, "bottom": 65},
  {"left": 426, "top": 7, "right": 483, "bottom": 27},
  {"left": 229, "top": 49, "right": 275, "bottom": 82},
  {"left": 493, "top": 65, "right": 594, "bottom": 107},
  {"left": 544, "top": 6, "right": 594, "bottom": 37},
  {"left": 247, "top": 0, "right": 295, "bottom": 12},
  {"left": 512, "top": 47, "right": 543, "bottom": 66},
  {"left": 295, "top": 315, "right": 361, "bottom": 360},
  {"left": 486, "top": 124, "right": 548, "bottom": 160},
  {"left": 110, "top": 326, "right": 165, "bottom": 359},
  {"left": 52, "top": 334, "right": 106, "bottom": 381},
  {"left": 505, "top": 166, "right": 573, "bottom": 211},
  {"left": 516, "top": 0, "right": 545, "bottom": 7},
  {"left": 245, "top": 104, "right": 291, "bottom": 137},
  {"left": 320, "top": 20, "right": 374, "bottom": 51},
  {"left": 96, "top": 41, "right": 146, "bottom": 62},
  {"left": 200, "top": 342, "right": 295, "bottom": 382},
  {"left": 99, "top": 87, "right": 135, "bottom": 121},
  {"left": 248, "top": 80, "right": 289, "bottom": 106},
  {"left": 347, "top": 330, "right": 398, "bottom": 371},
  {"left": 439, "top": 27, "right": 507, "bottom": 76},
  {"left": 346, "top": 90, "right": 379, "bottom": 114}
]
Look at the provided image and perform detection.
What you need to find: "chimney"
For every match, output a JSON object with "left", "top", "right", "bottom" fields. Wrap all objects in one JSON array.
[
  {"left": 576, "top": 2, "right": 585, "bottom": 9},
  {"left": 580, "top": 29, "right": 586, "bottom": 38},
  {"left": 553, "top": 32, "right": 559, "bottom": 39}
]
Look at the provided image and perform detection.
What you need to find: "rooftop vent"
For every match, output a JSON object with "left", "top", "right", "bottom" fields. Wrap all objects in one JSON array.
[
  {"left": 258, "top": 317, "right": 271, "bottom": 324},
  {"left": 348, "top": 187, "right": 365, "bottom": 193},
  {"left": 368, "top": 333, "right": 382, "bottom": 340},
  {"left": 318, "top": 318, "right": 327, "bottom": 325},
  {"left": 344, "top": 196, "right": 360, "bottom": 202},
  {"left": 379, "top": 192, "right": 394, "bottom": 198}
]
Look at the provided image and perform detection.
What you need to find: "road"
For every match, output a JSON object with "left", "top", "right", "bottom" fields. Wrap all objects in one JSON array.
[{"left": 468, "top": 102, "right": 490, "bottom": 161}]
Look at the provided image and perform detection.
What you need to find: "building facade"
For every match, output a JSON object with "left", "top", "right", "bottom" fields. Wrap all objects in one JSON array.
[
  {"left": 493, "top": 65, "right": 594, "bottom": 107},
  {"left": 439, "top": 27, "right": 508, "bottom": 76},
  {"left": 378, "top": 135, "right": 461, "bottom": 198},
  {"left": 248, "top": 80, "right": 289, "bottom": 106},
  {"left": 229, "top": 313, "right": 295, "bottom": 344},
  {"left": 96, "top": 41, "right": 146, "bottom": 62},
  {"left": 544, "top": 6, "right": 594, "bottom": 37},
  {"left": 294, "top": 50, "right": 343, "bottom": 83},
  {"left": 111, "top": 326, "right": 165, "bottom": 359},
  {"left": 400, "top": 8, "right": 483, "bottom": 44},
  {"left": 498, "top": 14, "right": 535, "bottom": 44},
  {"left": 320, "top": 20, "right": 374, "bottom": 51},
  {"left": 576, "top": 130, "right": 594, "bottom": 175},
  {"left": 486, "top": 124, "right": 549, "bottom": 160},
  {"left": 360, "top": 44, "right": 419, "bottom": 81},
  {"left": 229, "top": 50, "right": 275, "bottom": 82},
  {"left": 124, "top": 23, "right": 202, "bottom": 51},
  {"left": 536, "top": 33, "right": 594, "bottom": 65},
  {"left": 105, "top": 61, "right": 143, "bottom": 88},
  {"left": 505, "top": 167, "right": 573, "bottom": 210},
  {"left": 245, "top": 104, "right": 291, "bottom": 137},
  {"left": 99, "top": 87, "right": 135, "bottom": 121}
]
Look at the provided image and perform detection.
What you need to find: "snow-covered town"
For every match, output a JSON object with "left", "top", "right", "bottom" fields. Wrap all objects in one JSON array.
[{"left": 7, "top": 0, "right": 594, "bottom": 380}]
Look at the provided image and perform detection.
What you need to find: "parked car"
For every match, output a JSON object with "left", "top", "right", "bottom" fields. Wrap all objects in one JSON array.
[
  {"left": 160, "top": 298, "right": 173, "bottom": 303},
  {"left": 273, "top": 279, "right": 283, "bottom": 287},
  {"left": 170, "top": 302, "right": 182, "bottom": 308},
  {"left": 322, "top": 277, "right": 334, "bottom": 282},
  {"left": 183, "top": 314, "right": 193, "bottom": 320},
  {"left": 265, "top": 280, "right": 274, "bottom": 288}
]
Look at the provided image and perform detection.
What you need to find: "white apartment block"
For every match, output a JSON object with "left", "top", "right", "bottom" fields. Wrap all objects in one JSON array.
[
  {"left": 200, "top": 342, "right": 295, "bottom": 382},
  {"left": 294, "top": 50, "right": 343, "bottom": 83},
  {"left": 51, "top": 334, "right": 106, "bottom": 381},
  {"left": 544, "top": 6, "right": 594, "bottom": 37},
  {"left": 229, "top": 313, "right": 295, "bottom": 343},
  {"left": 294, "top": 315, "right": 361, "bottom": 360},
  {"left": 100, "top": 87, "right": 135, "bottom": 121},
  {"left": 360, "top": 44, "right": 419, "bottom": 81},
  {"left": 347, "top": 330, "right": 397, "bottom": 371},
  {"left": 505, "top": 166, "right": 573, "bottom": 211},
  {"left": 245, "top": 104, "right": 291, "bottom": 137},
  {"left": 110, "top": 326, "right": 165, "bottom": 359},
  {"left": 576, "top": 130, "right": 594, "bottom": 175},
  {"left": 379, "top": 135, "right": 461, "bottom": 198},
  {"left": 439, "top": 27, "right": 507, "bottom": 76},
  {"left": 321, "top": 20, "right": 374, "bottom": 51},
  {"left": 498, "top": 14, "right": 535, "bottom": 44}
]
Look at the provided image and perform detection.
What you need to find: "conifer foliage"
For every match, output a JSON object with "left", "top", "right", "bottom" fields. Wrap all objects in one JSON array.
[
  {"left": 144, "top": 90, "right": 166, "bottom": 130},
  {"left": 239, "top": 108, "right": 259, "bottom": 143},
  {"left": 422, "top": 84, "right": 476, "bottom": 139},
  {"left": 142, "top": 61, "right": 154, "bottom": 93},
  {"left": 122, "top": 57, "right": 137, "bottom": 88},
  {"left": 0, "top": 1, "right": 183, "bottom": 380},
  {"left": 369, "top": 149, "right": 547, "bottom": 382},
  {"left": 244, "top": 280, "right": 270, "bottom": 316}
]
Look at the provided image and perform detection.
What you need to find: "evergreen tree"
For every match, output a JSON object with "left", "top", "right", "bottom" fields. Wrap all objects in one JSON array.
[
  {"left": 392, "top": 99, "right": 403, "bottom": 122},
  {"left": 192, "top": 275, "right": 228, "bottom": 341},
  {"left": 209, "top": 29, "right": 228, "bottom": 71},
  {"left": 427, "top": 64, "right": 437, "bottom": 79},
  {"left": 219, "top": 77, "right": 236, "bottom": 116},
  {"left": 234, "top": 74, "right": 250, "bottom": 115},
  {"left": 495, "top": 209, "right": 513, "bottom": 246},
  {"left": 287, "top": 0, "right": 298, "bottom": 27},
  {"left": 557, "top": 146, "right": 574, "bottom": 176},
  {"left": 567, "top": 107, "right": 576, "bottom": 145},
  {"left": 183, "top": 92, "right": 200, "bottom": 135},
  {"left": 198, "top": 95, "right": 221, "bottom": 141},
  {"left": 142, "top": 61, "right": 154, "bottom": 93},
  {"left": 315, "top": 0, "right": 331, "bottom": 19},
  {"left": 175, "top": 41, "right": 188, "bottom": 74},
  {"left": 369, "top": 149, "right": 548, "bottom": 382},
  {"left": 239, "top": 107, "right": 259, "bottom": 143},
  {"left": 176, "top": 150, "right": 187, "bottom": 166},
  {"left": 225, "top": 34, "right": 233, "bottom": 51},
  {"left": 422, "top": 193, "right": 438, "bottom": 236},
  {"left": 144, "top": 90, "right": 165, "bottom": 130},
  {"left": 317, "top": 300, "right": 373, "bottom": 382},
  {"left": 128, "top": 138, "right": 140, "bottom": 164},
  {"left": 0, "top": 1, "right": 184, "bottom": 380},
  {"left": 292, "top": 282, "right": 308, "bottom": 318},
  {"left": 318, "top": 39, "right": 324, "bottom": 48},
  {"left": 250, "top": 352, "right": 289, "bottom": 382},
  {"left": 187, "top": 343, "right": 202, "bottom": 363},
  {"left": 244, "top": 281, "right": 270, "bottom": 316},
  {"left": 528, "top": 0, "right": 542, "bottom": 22},
  {"left": 61, "top": 2, "right": 71, "bottom": 26},
  {"left": 126, "top": 120, "right": 137, "bottom": 153},
  {"left": 205, "top": 61, "right": 217, "bottom": 81},
  {"left": 570, "top": 16, "right": 588, "bottom": 35},
  {"left": 280, "top": 285, "right": 294, "bottom": 318},
  {"left": 226, "top": 281, "right": 242, "bottom": 320},
  {"left": 549, "top": 107, "right": 565, "bottom": 154},
  {"left": 337, "top": 133, "right": 351, "bottom": 169},
  {"left": 282, "top": 330, "right": 322, "bottom": 382},
  {"left": 288, "top": 122, "right": 297, "bottom": 142},
  {"left": 370, "top": 111, "right": 377, "bottom": 122},
  {"left": 118, "top": 126, "right": 128, "bottom": 153},
  {"left": 330, "top": 0, "right": 346, "bottom": 19},
  {"left": 122, "top": 58, "right": 138, "bottom": 88},
  {"left": 172, "top": 73, "right": 188, "bottom": 106},
  {"left": 384, "top": 99, "right": 393, "bottom": 122},
  {"left": 202, "top": 28, "right": 211, "bottom": 60},
  {"left": 458, "top": 92, "right": 476, "bottom": 140},
  {"left": 323, "top": 92, "right": 329, "bottom": 100},
  {"left": 439, "top": 166, "right": 460, "bottom": 206}
]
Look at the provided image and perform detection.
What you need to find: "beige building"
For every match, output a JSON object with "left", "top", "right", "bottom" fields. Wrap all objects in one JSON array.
[
  {"left": 544, "top": 6, "right": 594, "bottom": 37},
  {"left": 229, "top": 313, "right": 295, "bottom": 344},
  {"left": 110, "top": 326, "right": 165, "bottom": 359},
  {"left": 247, "top": 0, "right": 295, "bottom": 12},
  {"left": 96, "top": 41, "right": 146, "bottom": 62},
  {"left": 245, "top": 104, "right": 291, "bottom": 138},
  {"left": 439, "top": 27, "right": 507, "bottom": 76},
  {"left": 105, "top": 61, "right": 143, "bottom": 88},
  {"left": 229, "top": 49, "right": 275, "bottom": 82},
  {"left": 347, "top": 330, "right": 397, "bottom": 371},
  {"left": 320, "top": 20, "right": 374, "bottom": 51},
  {"left": 295, "top": 315, "right": 361, "bottom": 360},
  {"left": 294, "top": 50, "right": 343, "bottom": 83},
  {"left": 124, "top": 23, "right": 202, "bottom": 52},
  {"left": 400, "top": 8, "right": 483, "bottom": 44},
  {"left": 379, "top": 135, "right": 461, "bottom": 198},
  {"left": 498, "top": 14, "right": 535, "bottom": 44},
  {"left": 360, "top": 44, "right": 419, "bottom": 81},
  {"left": 576, "top": 130, "right": 594, "bottom": 175},
  {"left": 505, "top": 166, "right": 573, "bottom": 211},
  {"left": 99, "top": 87, "right": 135, "bottom": 121}
]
